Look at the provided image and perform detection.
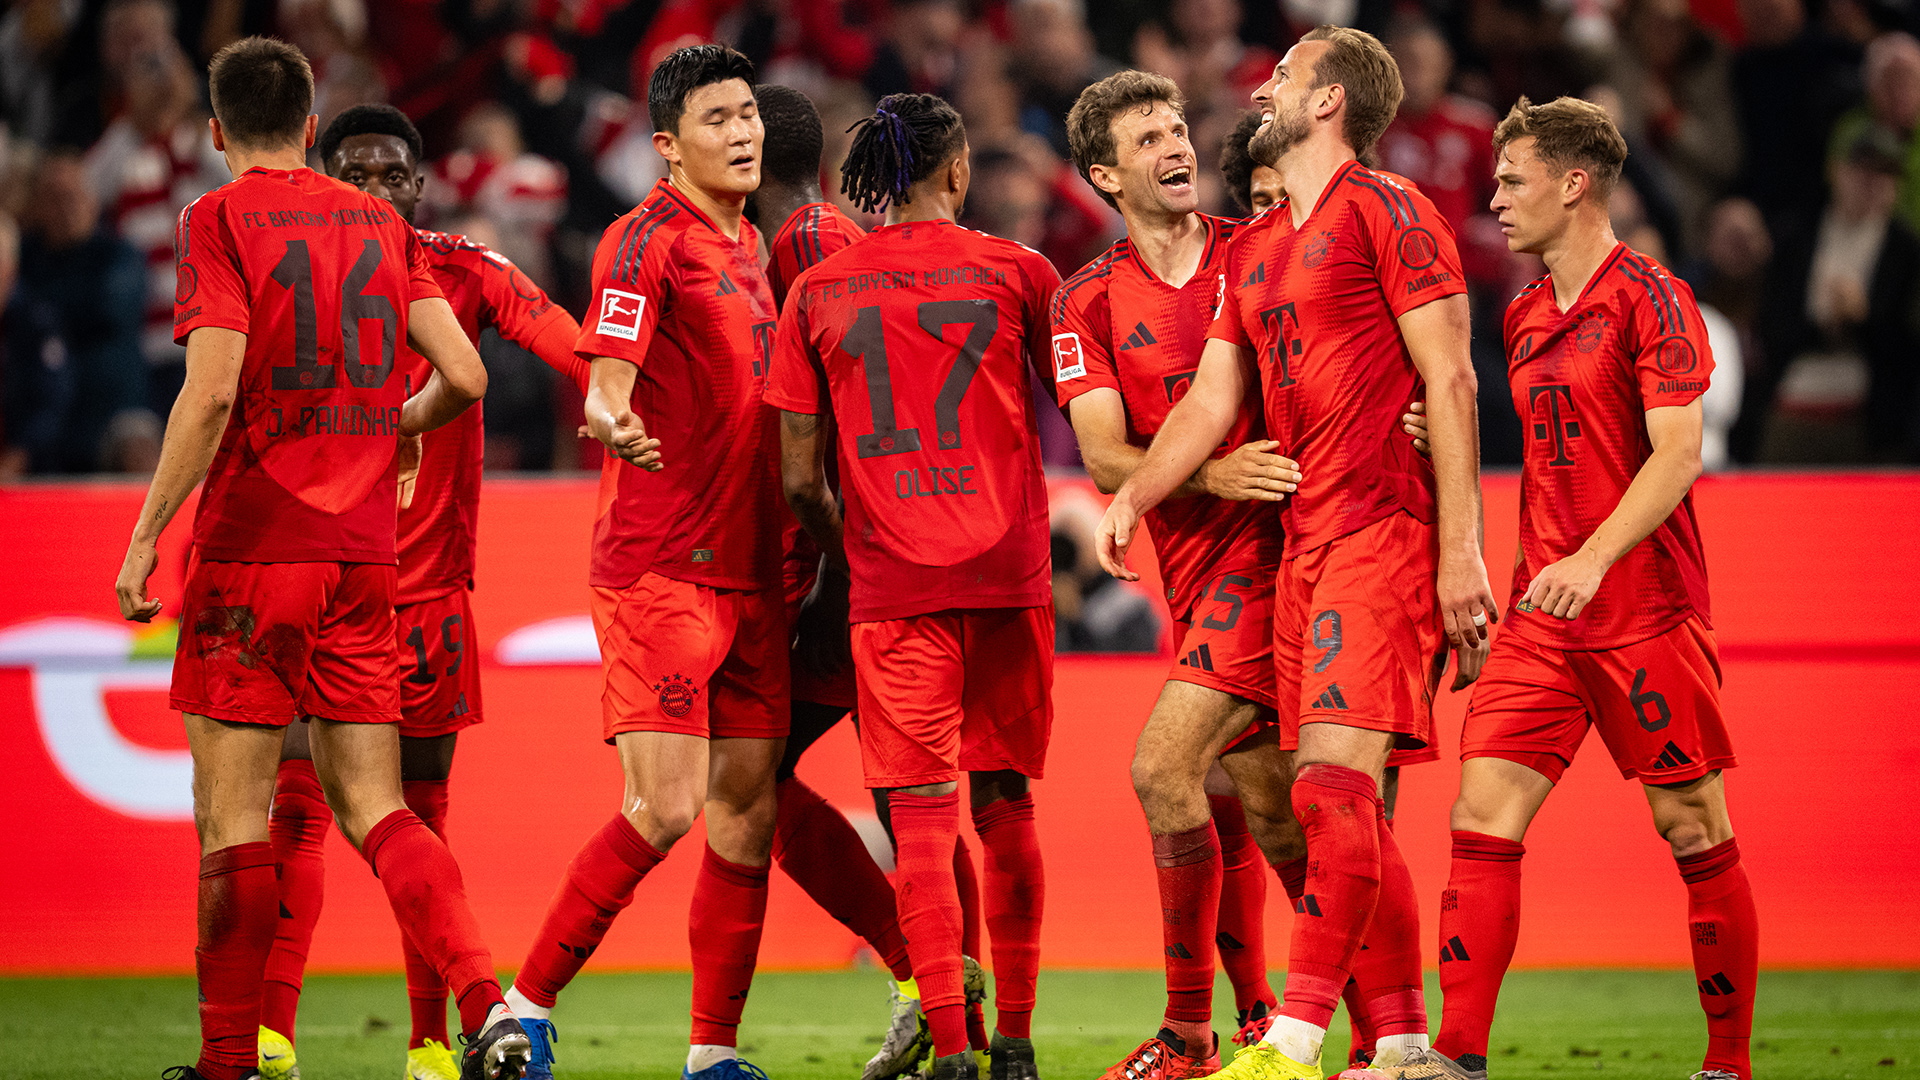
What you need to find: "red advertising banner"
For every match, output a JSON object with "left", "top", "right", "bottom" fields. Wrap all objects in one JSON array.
[{"left": 2, "top": 473, "right": 1917, "bottom": 973}]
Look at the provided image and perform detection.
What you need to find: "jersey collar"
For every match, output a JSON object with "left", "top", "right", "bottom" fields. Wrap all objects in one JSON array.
[
  {"left": 649, "top": 178, "right": 756, "bottom": 246},
  {"left": 1550, "top": 241, "right": 1628, "bottom": 315},
  {"left": 1124, "top": 213, "right": 1219, "bottom": 288}
]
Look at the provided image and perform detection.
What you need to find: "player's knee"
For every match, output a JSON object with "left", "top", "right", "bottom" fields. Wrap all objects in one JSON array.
[{"left": 630, "top": 792, "right": 702, "bottom": 845}]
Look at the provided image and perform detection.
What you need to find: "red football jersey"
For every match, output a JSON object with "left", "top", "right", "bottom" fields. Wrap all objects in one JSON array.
[
  {"left": 1503, "top": 243, "right": 1715, "bottom": 650},
  {"left": 1209, "top": 161, "right": 1467, "bottom": 556},
  {"left": 1378, "top": 97, "right": 1501, "bottom": 283},
  {"left": 576, "top": 179, "right": 786, "bottom": 591},
  {"left": 768, "top": 201, "right": 867, "bottom": 310},
  {"left": 396, "top": 228, "right": 585, "bottom": 604},
  {"left": 767, "top": 218, "right": 1061, "bottom": 622},
  {"left": 1050, "top": 214, "right": 1283, "bottom": 620},
  {"left": 174, "top": 167, "right": 443, "bottom": 564}
]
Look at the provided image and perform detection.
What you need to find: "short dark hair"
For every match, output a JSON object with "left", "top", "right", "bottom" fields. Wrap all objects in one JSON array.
[
  {"left": 648, "top": 44, "right": 756, "bottom": 135},
  {"left": 754, "top": 84, "right": 824, "bottom": 187},
  {"left": 316, "top": 104, "right": 425, "bottom": 171},
  {"left": 1065, "top": 70, "right": 1186, "bottom": 209},
  {"left": 1494, "top": 95, "right": 1628, "bottom": 200},
  {"left": 840, "top": 93, "right": 967, "bottom": 214},
  {"left": 207, "top": 36, "right": 314, "bottom": 149},
  {"left": 1219, "top": 111, "right": 1266, "bottom": 214}
]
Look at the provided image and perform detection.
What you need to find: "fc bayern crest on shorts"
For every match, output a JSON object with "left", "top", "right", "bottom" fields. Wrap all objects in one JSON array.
[{"left": 654, "top": 673, "right": 699, "bottom": 718}]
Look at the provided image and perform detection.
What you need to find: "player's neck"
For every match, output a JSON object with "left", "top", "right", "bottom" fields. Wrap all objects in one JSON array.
[
  {"left": 1122, "top": 206, "right": 1207, "bottom": 287},
  {"left": 222, "top": 144, "right": 308, "bottom": 177},
  {"left": 1280, "top": 136, "right": 1358, "bottom": 229},
  {"left": 669, "top": 169, "right": 748, "bottom": 241},
  {"left": 886, "top": 190, "right": 961, "bottom": 226},
  {"left": 756, "top": 182, "right": 825, "bottom": 237},
  {"left": 1542, "top": 214, "right": 1620, "bottom": 312}
]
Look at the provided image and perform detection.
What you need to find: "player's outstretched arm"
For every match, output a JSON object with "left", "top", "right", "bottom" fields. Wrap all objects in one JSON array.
[
  {"left": 1520, "top": 400, "right": 1703, "bottom": 620},
  {"left": 115, "top": 326, "right": 246, "bottom": 622},
  {"left": 401, "top": 295, "right": 488, "bottom": 436},
  {"left": 1400, "top": 293, "right": 1498, "bottom": 647},
  {"left": 583, "top": 356, "right": 663, "bottom": 470},
  {"left": 1069, "top": 387, "right": 1299, "bottom": 501},
  {"left": 1097, "top": 338, "right": 1278, "bottom": 580}
]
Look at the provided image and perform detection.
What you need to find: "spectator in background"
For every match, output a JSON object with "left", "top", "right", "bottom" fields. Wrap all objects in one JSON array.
[
  {"left": 1602, "top": 0, "right": 1741, "bottom": 256},
  {"left": 1754, "top": 125, "right": 1920, "bottom": 461},
  {"left": 424, "top": 102, "right": 567, "bottom": 289},
  {"left": 1380, "top": 18, "right": 1505, "bottom": 288},
  {"left": 1218, "top": 110, "right": 1283, "bottom": 215},
  {"left": 1688, "top": 197, "right": 1772, "bottom": 463},
  {"left": 1008, "top": 0, "right": 1123, "bottom": 157},
  {"left": 1134, "top": 0, "right": 1277, "bottom": 214},
  {"left": 1731, "top": 0, "right": 1864, "bottom": 238},
  {"left": 0, "top": 0, "right": 79, "bottom": 145},
  {"left": 1051, "top": 489, "right": 1161, "bottom": 653},
  {"left": 3, "top": 153, "right": 155, "bottom": 475},
  {"left": 0, "top": 208, "right": 17, "bottom": 476},
  {"left": 1827, "top": 32, "right": 1920, "bottom": 232},
  {"left": 83, "top": 35, "right": 224, "bottom": 416}
]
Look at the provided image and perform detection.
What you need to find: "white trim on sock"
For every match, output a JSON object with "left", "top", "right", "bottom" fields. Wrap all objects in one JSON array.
[
  {"left": 505, "top": 985, "right": 551, "bottom": 1022},
  {"left": 1373, "top": 1032, "right": 1430, "bottom": 1067},
  {"left": 688, "top": 1044, "right": 739, "bottom": 1073},
  {"left": 1260, "top": 1015, "right": 1325, "bottom": 1066}
]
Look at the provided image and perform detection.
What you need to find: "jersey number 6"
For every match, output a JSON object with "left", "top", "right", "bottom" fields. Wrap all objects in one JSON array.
[{"left": 838, "top": 299, "right": 999, "bottom": 459}]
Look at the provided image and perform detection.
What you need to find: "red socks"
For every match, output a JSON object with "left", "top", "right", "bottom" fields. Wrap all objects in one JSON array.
[
  {"left": 261, "top": 760, "right": 330, "bottom": 1042},
  {"left": 689, "top": 846, "right": 771, "bottom": 1046},
  {"left": 1278, "top": 764, "right": 1380, "bottom": 1029},
  {"left": 196, "top": 842, "right": 279, "bottom": 1080},
  {"left": 973, "top": 793, "right": 1044, "bottom": 1041},
  {"left": 1347, "top": 799, "right": 1425, "bottom": 1037},
  {"left": 361, "top": 809, "right": 502, "bottom": 1036},
  {"left": 954, "top": 835, "right": 987, "bottom": 1050},
  {"left": 515, "top": 814, "right": 665, "bottom": 1009},
  {"left": 1151, "top": 822, "right": 1222, "bottom": 1037},
  {"left": 773, "top": 777, "right": 913, "bottom": 981},
  {"left": 1210, "top": 795, "right": 1274, "bottom": 1015},
  {"left": 891, "top": 791, "right": 969, "bottom": 1057},
  {"left": 1678, "top": 838, "right": 1758, "bottom": 1078},
  {"left": 401, "top": 778, "right": 452, "bottom": 1048},
  {"left": 1433, "top": 830, "right": 1525, "bottom": 1063}
]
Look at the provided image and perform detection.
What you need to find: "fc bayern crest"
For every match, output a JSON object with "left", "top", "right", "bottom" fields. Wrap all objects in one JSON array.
[
  {"left": 1303, "top": 230, "right": 1336, "bottom": 268},
  {"left": 654, "top": 673, "right": 699, "bottom": 718},
  {"left": 1573, "top": 311, "right": 1609, "bottom": 353},
  {"left": 1397, "top": 227, "right": 1439, "bottom": 270},
  {"left": 1654, "top": 334, "right": 1698, "bottom": 375}
]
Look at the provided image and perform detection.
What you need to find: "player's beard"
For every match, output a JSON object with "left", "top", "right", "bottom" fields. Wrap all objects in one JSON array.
[{"left": 1249, "top": 97, "right": 1311, "bottom": 168}]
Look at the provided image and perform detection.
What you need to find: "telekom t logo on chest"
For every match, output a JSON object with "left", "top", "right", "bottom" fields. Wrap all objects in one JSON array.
[{"left": 1528, "top": 383, "right": 1581, "bottom": 466}]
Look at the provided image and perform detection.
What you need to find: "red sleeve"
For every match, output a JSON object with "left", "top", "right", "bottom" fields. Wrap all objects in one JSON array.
[
  {"left": 765, "top": 275, "right": 824, "bottom": 414},
  {"left": 1049, "top": 268, "right": 1117, "bottom": 408},
  {"left": 402, "top": 227, "right": 445, "bottom": 303},
  {"left": 1021, "top": 247, "right": 1064, "bottom": 390},
  {"left": 575, "top": 223, "right": 668, "bottom": 366},
  {"left": 1358, "top": 176, "right": 1467, "bottom": 316},
  {"left": 475, "top": 247, "right": 587, "bottom": 392},
  {"left": 173, "top": 196, "right": 249, "bottom": 343},
  {"left": 1632, "top": 274, "right": 1717, "bottom": 409},
  {"left": 1206, "top": 262, "right": 1250, "bottom": 349}
]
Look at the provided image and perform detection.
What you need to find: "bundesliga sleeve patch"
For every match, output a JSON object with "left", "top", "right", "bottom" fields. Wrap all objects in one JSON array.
[
  {"left": 1052, "top": 332, "right": 1086, "bottom": 382},
  {"left": 596, "top": 289, "right": 646, "bottom": 341}
]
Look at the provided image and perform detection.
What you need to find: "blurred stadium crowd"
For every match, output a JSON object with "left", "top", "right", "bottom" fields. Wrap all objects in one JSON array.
[{"left": 3, "top": 0, "right": 1918, "bottom": 486}]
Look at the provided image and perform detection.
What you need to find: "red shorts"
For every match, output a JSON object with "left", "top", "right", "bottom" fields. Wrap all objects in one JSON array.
[
  {"left": 171, "top": 559, "right": 401, "bottom": 726},
  {"left": 396, "top": 589, "right": 483, "bottom": 738},
  {"left": 785, "top": 561, "right": 857, "bottom": 712},
  {"left": 853, "top": 606, "right": 1054, "bottom": 788},
  {"left": 592, "top": 572, "right": 789, "bottom": 742},
  {"left": 1462, "top": 616, "right": 1735, "bottom": 785},
  {"left": 1274, "top": 511, "right": 1446, "bottom": 753}
]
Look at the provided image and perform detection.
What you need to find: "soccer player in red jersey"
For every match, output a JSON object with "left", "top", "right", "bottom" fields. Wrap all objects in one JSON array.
[
  {"left": 1098, "top": 27, "right": 1497, "bottom": 1080},
  {"left": 1055, "top": 72, "right": 1298, "bottom": 1080},
  {"left": 250, "top": 103, "right": 588, "bottom": 1080},
  {"left": 770, "top": 93, "right": 1059, "bottom": 1080},
  {"left": 113, "top": 38, "right": 531, "bottom": 1080},
  {"left": 1427, "top": 98, "right": 1757, "bottom": 1080},
  {"left": 497, "top": 46, "right": 788, "bottom": 1080},
  {"left": 751, "top": 82, "right": 991, "bottom": 1080}
]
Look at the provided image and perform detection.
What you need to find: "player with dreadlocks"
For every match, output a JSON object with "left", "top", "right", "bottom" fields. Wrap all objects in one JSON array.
[
  {"left": 751, "top": 82, "right": 991, "bottom": 1080},
  {"left": 768, "top": 93, "right": 1061, "bottom": 1080}
]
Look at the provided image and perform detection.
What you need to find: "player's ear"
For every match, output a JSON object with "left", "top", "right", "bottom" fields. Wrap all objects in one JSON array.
[
  {"left": 1564, "top": 168, "right": 1589, "bottom": 208},
  {"left": 303, "top": 114, "right": 317, "bottom": 149},
  {"left": 209, "top": 116, "right": 226, "bottom": 153},
  {"left": 1089, "top": 162, "right": 1122, "bottom": 202},
  {"left": 1316, "top": 82, "right": 1344, "bottom": 124},
  {"left": 653, "top": 129, "right": 682, "bottom": 170}
]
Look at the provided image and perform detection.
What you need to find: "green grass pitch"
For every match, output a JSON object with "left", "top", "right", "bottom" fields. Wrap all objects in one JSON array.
[{"left": 4, "top": 969, "right": 1914, "bottom": 1079}]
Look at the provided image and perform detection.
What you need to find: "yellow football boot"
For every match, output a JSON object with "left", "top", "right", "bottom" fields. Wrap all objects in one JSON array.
[
  {"left": 405, "top": 1037, "right": 462, "bottom": 1080},
  {"left": 1211, "top": 1040, "right": 1322, "bottom": 1080},
  {"left": 257, "top": 1026, "right": 299, "bottom": 1080}
]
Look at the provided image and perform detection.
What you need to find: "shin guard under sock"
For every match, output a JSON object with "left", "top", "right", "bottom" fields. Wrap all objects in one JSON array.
[
  {"left": 689, "top": 846, "right": 771, "bottom": 1046},
  {"left": 892, "top": 791, "right": 968, "bottom": 1057},
  {"left": 1277, "top": 764, "right": 1381, "bottom": 1030},
  {"left": 954, "top": 835, "right": 987, "bottom": 1049},
  {"left": 973, "top": 793, "right": 1044, "bottom": 1040},
  {"left": 401, "top": 778, "right": 452, "bottom": 1048},
  {"left": 262, "top": 760, "right": 329, "bottom": 1042},
  {"left": 197, "top": 842, "right": 278, "bottom": 1080},
  {"left": 1677, "top": 838, "right": 1758, "bottom": 1078},
  {"left": 514, "top": 814, "right": 665, "bottom": 1009},
  {"left": 1152, "top": 822, "right": 1222, "bottom": 1034},
  {"left": 1210, "top": 795, "right": 1274, "bottom": 1014},
  {"left": 1347, "top": 799, "right": 1425, "bottom": 1038},
  {"left": 361, "top": 810, "right": 501, "bottom": 1036},
  {"left": 1433, "top": 830, "right": 1524, "bottom": 1063},
  {"left": 773, "top": 777, "right": 913, "bottom": 980}
]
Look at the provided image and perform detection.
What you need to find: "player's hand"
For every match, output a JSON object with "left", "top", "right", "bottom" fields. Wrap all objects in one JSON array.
[
  {"left": 1517, "top": 547, "right": 1607, "bottom": 621},
  {"left": 1438, "top": 551, "right": 1499, "bottom": 648},
  {"left": 589, "top": 405, "right": 663, "bottom": 470},
  {"left": 397, "top": 434, "right": 423, "bottom": 510},
  {"left": 1201, "top": 440, "right": 1300, "bottom": 502},
  {"left": 1096, "top": 494, "right": 1143, "bottom": 581},
  {"left": 793, "top": 564, "right": 852, "bottom": 681},
  {"left": 1450, "top": 633, "right": 1490, "bottom": 691},
  {"left": 1403, "top": 401, "right": 1431, "bottom": 455},
  {"left": 116, "top": 541, "right": 163, "bottom": 623}
]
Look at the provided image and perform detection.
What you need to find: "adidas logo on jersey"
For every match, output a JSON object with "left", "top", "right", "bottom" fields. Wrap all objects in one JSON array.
[
  {"left": 1245, "top": 262, "right": 1266, "bottom": 286},
  {"left": 1120, "top": 322, "right": 1158, "bottom": 350},
  {"left": 716, "top": 270, "right": 739, "bottom": 296},
  {"left": 1649, "top": 741, "right": 1693, "bottom": 770},
  {"left": 1313, "top": 683, "right": 1349, "bottom": 710}
]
